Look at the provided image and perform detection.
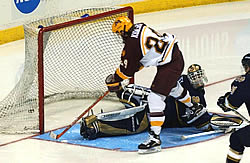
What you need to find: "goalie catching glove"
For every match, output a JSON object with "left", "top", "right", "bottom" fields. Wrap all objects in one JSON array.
[
  {"left": 105, "top": 74, "right": 122, "bottom": 92},
  {"left": 182, "top": 103, "right": 207, "bottom": 124}
]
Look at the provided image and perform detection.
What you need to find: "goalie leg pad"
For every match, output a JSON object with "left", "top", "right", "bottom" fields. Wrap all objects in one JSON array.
[
  {"left": 209, "top": 113, "right": 243, "bottom": 131},
  {"left": 98, "top": 108, "right": 148, "bottom": 136},
  {"left": 97, "top": 105, "right": 146, "bottom": 121},
  {"left": 118, "top": 84, "right": 150, "bottom": 108},
  {"left": 80, "top": 106, "right": 148, "bottom": 139}
]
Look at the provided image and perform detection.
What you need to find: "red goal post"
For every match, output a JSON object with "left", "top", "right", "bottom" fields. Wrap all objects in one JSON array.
[
  {"left": 37, "top": 7, "right": 133, "bottom": 134},
  {"left": 0, "top": 7, "right": 134, "bottom": 134}
]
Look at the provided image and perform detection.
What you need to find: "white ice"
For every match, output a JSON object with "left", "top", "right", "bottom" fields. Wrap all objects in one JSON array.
[{"left": 0, "top": 1, "right": 250, "bottom": 162}]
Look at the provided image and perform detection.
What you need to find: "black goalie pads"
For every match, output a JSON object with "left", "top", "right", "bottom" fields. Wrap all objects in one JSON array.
[
  {"left": 80, "top": 105, "right": 148, "bottom": 139},
  {"left": 210, "top": 113, "right": 244, "bottom": 132},
  {"left": 118, "top": 84, "right": 151, "bottom": 108},
  {"left": 80, "top": 84, "right": 151, "bottom": 139}
]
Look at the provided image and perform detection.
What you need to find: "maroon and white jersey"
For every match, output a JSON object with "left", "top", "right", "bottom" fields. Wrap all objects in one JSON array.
[{"left": 115, "top": 23, "right": 177, "bottom": 81}]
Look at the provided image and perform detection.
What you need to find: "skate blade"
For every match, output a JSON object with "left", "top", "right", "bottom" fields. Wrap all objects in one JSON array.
[{"left": 138, "top": 146, "right": 161, "bottom": 154}]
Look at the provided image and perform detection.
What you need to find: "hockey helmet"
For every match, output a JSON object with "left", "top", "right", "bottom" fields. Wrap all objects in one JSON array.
[
  {"left": 187, "top": 64, "right": 208, "bottom": 89},
  {"left": 241, "top": 53, "right": 250, "bottom": 71},
  {"left": 112, "top": 16, "right": 133, "bottom": 35}
]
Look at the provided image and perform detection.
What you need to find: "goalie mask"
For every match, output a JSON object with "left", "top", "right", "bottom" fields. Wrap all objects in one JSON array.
[
  {"left": 187, "top": 64, "right": 208, "bottom": 89},
  {"left": 112, "top": 16, "right": 133, "bottom": 38}
]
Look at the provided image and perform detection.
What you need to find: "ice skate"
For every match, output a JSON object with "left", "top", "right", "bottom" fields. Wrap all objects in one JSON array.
[{"left": 138, "top": 131, "right": 161, "bottom": 154}]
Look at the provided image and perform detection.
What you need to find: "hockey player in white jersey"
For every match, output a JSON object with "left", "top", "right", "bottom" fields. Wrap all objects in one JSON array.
[{"left": 105, "top": 16, "right": 204, "bottom": 153}]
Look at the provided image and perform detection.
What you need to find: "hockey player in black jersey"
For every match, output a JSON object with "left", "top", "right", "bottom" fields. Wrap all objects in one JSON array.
[
  {"left": 217, "top": 53, "right": 250, "bottom": 163},
  {"left": 80, "top": 64, "right": 243, "bottom": 154}
]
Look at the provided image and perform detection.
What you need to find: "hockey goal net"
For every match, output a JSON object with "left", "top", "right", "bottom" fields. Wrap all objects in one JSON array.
[{"left": 0, "top": 7, "right": 133, "bottom": 134}]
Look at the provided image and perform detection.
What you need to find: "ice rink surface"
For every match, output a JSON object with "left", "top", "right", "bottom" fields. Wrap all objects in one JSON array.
[{"left": 1, "top": 1, "right": 250, "bottom": 162}]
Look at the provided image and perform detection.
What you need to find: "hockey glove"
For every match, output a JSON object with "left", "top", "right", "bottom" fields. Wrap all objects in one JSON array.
[
  {"left": 217, "top": 92, "right": 231, "bottom": 112},
  {"left": 105, "top": 74, "right": 122, "bottom": 92},
  {"left": 183, "top": 103, "right": 207, "bottom": 124}
]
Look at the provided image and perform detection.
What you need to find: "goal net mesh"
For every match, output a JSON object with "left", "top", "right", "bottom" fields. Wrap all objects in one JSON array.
[{"left": 0, "top": 7, "right": 132, "bottom": 134}]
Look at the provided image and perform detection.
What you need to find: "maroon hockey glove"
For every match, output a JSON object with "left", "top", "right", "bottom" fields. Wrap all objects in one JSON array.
[{"left": 105, "top": 74, "right": 122, "bottom": 92}]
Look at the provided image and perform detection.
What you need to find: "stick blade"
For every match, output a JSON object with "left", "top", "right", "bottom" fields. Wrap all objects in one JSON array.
[
  {"left": 181, "top": 130, "right": 225, "bottom": 141},
  {"left": 181, "top": 135, "right": 187, "bottom": 140},
  {"left": 49, "top": 131, "right": 58, "bottom": 139}
]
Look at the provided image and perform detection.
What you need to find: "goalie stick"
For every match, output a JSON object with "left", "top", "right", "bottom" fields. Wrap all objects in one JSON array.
[
  {"left": 49, "top": 90, "right": 110, "bottom": 139},
  {"left": 181, "top": 129, "right": 225, "bottom": 140}
]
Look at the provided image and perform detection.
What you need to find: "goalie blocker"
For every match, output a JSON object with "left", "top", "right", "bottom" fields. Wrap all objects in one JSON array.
[{"left": 80, "top": 84, "right": 243, "bottom": 140}]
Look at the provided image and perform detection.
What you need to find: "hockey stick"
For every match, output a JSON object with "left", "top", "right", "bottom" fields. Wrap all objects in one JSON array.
[
  {"left": 49, "top": 90, "right": 110, "bottom": 139},
  {"left": 181, "top": 130, "right": 225, "bottom": 140},
  {"left": 230, "top": 109, "right": 250, "bottom": 124}
]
